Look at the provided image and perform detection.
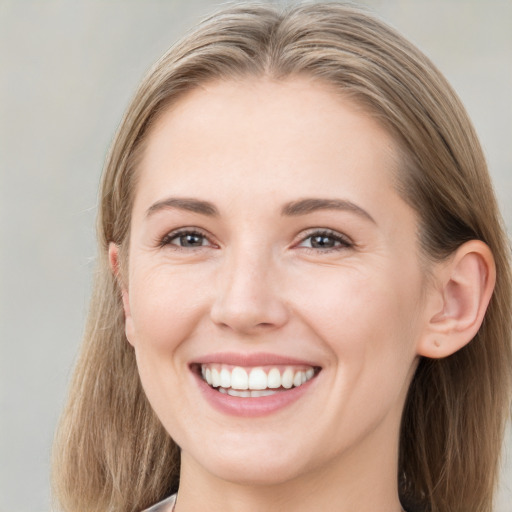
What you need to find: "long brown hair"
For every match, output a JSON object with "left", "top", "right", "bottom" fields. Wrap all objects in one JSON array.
[{"left": 52, "top": 3, "right": 512, "bottom": 511}]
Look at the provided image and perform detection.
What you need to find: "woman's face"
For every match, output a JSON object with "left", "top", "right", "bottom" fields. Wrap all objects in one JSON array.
[{"left": 118, "top": 77, "right": 433, "bottom": 486}]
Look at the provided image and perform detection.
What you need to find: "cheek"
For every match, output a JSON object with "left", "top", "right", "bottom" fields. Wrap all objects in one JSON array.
[
  {"left": 126, "top": 267, "right": 209, "bottom": 435},
  {"left": 290, "top": 264, "right": 405, "bottom": 333},
  {"left": 127, "top": 264, "right": 210, "bottom": 352},
  {"left": 290, "top": 261, "right": 421, "bottom": 372}
]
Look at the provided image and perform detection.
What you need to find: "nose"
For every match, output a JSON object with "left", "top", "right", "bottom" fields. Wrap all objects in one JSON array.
[{"left": 210, "top": 248, "right": 289, "bottom": 335}]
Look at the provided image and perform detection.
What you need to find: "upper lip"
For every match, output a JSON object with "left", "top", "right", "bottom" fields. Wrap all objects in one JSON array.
[{"left": 192, "top": 352, "right": 320, "bottom": 368}]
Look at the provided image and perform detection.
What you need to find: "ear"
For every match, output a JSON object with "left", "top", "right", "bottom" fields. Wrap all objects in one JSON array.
[
  {"left": 108, "top": 242, "right": 135, "bottom": 346},
  {"left": 417, "top": 240, "right": 496, "bottom": 358}
]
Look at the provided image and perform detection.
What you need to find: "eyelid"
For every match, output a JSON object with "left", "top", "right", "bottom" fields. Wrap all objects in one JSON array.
[
  {"left": 294, "top": 228, "right": 354, "bottom": 250},
  {"left": 156, "top": 226, "right": 353, "bottom": 252}
]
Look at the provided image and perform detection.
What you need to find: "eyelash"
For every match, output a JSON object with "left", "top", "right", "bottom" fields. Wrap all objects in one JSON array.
[
  {"left": 295, "top": 229, "right": 353, "bottom": 253},
  {"left": 158, "top": 228, "right": 214, "bottom": 250},
  {"left": 158, "top": 228, "right": 353, "bottom": 253}
]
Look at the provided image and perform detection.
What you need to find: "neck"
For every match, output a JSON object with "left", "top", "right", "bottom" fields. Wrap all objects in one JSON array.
[{"left": 175, "top": 413, "right": 404, "bottom": 512}]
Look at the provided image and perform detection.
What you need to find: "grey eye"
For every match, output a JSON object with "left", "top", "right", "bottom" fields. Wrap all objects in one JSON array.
[
  {"left": 173, "top": 233, "right": 208, "bottom": 247},
  {"left": 309, "top": 234, "right": 338, "bottom": 248},
  {"left": 299, "top": 231, "right": 351, "bottom": 250}
]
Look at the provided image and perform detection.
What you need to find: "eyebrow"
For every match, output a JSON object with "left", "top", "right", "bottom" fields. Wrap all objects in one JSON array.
[
  {"left": 281, "top": 198, "right": 375, "bottom": 223},
  {"left": 145, "top": 196, "right": 374, "bottom": 223},
  {"left": 146, "top": 197, "right": 219, "bottom": 217}
]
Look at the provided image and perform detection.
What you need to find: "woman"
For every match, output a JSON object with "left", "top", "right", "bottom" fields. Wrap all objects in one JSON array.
[{"left": 52, "top": 3, "right": 512, "bottom": 512}]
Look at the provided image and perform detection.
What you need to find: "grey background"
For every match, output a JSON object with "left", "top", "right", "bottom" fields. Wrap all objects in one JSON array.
[{"left": 0, "top": 1, "right": 511, "bottom": 511}]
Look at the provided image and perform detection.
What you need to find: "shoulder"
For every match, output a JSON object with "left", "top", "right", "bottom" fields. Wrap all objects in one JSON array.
[{"left": 142, "top": 493, "right": 177, "bottom": 512}]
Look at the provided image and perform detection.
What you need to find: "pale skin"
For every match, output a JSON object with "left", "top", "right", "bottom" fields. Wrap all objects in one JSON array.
[{"left": 110, "top": 77, "right": 495, "bottom": 512}]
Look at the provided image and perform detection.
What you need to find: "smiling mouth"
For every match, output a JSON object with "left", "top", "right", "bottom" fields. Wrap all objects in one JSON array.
[{"left": 195, "top": 363, "right": 320, "bottom": 397}]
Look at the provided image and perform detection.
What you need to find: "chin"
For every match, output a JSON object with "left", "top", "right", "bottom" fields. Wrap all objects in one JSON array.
[
  {"left": 186, "top": 436, "right": 315, "bottom": 487},
  {"left": 206, "top": 455, "right": 308, "bottom": 487}
]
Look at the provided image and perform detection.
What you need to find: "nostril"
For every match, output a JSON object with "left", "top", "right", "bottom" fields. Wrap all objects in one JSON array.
[
  {"left": 210, "top": 292, "right": 290, "bottom": 333},
  {"left": 209, "top": 260, "right": 290, "bottom": 333}
]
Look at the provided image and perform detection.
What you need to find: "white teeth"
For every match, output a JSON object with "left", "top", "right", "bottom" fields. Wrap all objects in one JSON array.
[
  {"left": 267, "top": 368, "right": 281, "bottom": 389},
  {"left": 211, "top": 368, "right": 220, "bottom": 387},
  {"left": 281, "top": 368, "right": 294, "bottom": 389},
  {"left": 293, "top": 371, "right": 304, "bottom": 387},
  {"left": 231, "top": 366, "right": 249, "bottom": 390},
  {"left": 248, "top": 368, "right": 267, "bottom": 390},
  {"left": 225, "top": 388, "right": 278, "bottom": 397},
  {"left": 220, "top": 368, "right": 231, "bottom": 388},
  {"left": 250, "top": 389, "right": 277, "bottom": 397},
  {"left": 200, "top": 363, "right": 317, "bottom": 394},
  {"left": 227, "top": 388, "right": 251, "bottom": 397}
]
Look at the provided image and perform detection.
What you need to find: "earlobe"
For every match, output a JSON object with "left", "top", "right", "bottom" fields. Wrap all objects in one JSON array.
[
  {"left": 417, "top": 240, "right": 496, "bottom": 359},
  {"left": 108, "top": 243, "right": 135, "bottom": 345}
]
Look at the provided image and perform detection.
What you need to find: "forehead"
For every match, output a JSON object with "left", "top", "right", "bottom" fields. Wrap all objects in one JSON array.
[{"left": 134, "top": 76, "right": 403, "bottom": 217}]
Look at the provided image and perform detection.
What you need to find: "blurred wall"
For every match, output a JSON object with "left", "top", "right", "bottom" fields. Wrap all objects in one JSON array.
[{"left": 0, "top": 1, "right": 510, "bottom": 511}]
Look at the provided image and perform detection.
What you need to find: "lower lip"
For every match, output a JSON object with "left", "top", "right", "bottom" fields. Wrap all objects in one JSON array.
[{"left": 193, "top": 372, "right": 317, "bottom": 417}]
